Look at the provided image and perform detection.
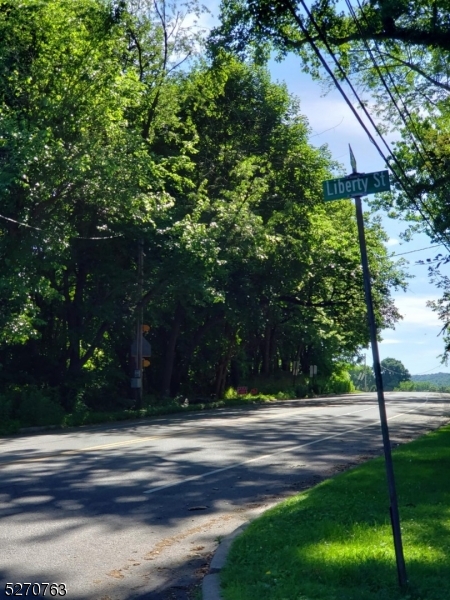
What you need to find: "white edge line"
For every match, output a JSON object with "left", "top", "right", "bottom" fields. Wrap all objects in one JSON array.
[{"left": 144, "top": 395, "right": 432, "bottom": 495}]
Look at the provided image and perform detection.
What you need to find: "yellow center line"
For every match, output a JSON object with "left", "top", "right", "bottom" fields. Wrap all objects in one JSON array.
[
  {"left": 80, "top": 434, "right": 166, "bottom": 452},
  {"left": 0, "top": 433, "right": 179, "bottom": 466},
  {"left": 0, "top": 397, "right": 413, "bottom": 467}
]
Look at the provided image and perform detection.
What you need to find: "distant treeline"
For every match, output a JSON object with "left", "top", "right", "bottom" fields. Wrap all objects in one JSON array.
[
  {"left": 411, "top": 373, "right": 450, "bottom": 387},
  {"left": 396, "top": 379, "right": 450, "bottom": 393}
]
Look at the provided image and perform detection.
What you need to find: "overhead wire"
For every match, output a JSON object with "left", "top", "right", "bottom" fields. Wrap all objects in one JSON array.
[
  {"left": 295, "top": 0, "right": 445, "bottom": 244},
  {"left": 363, "top": 361, "right": 446, "bottom": 376},
  {"left": 348, "top": 0, "right": 448, "bottom": 243},
  {"left": 0, "top": 212, "right": 123, "bottom": 240},
  {"left": 391, "top": 244, "right": 443, "bottom": 257},
  {"left": 280, "top": 0, "right": 450, "bottom": 252},
  {"left": 413, "top": 365, "right": 448, "bottom": 375},
  {"left": 348, "top": 0, "right": 432, "bottom": 167}
]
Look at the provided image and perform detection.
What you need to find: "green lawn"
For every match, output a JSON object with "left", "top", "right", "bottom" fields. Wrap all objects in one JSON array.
[{"left": 220, "top": 424, "right": 450, "bottom": 600}]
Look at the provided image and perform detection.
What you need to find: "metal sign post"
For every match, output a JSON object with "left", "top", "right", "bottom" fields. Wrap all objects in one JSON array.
[{"left": 323, "top": 146, "right": 407, "bottom": 589}]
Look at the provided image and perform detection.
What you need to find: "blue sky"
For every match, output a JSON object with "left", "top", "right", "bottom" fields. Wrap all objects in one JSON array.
[{"left": 197, "top": 1, "right": 449, "bottom": 375}]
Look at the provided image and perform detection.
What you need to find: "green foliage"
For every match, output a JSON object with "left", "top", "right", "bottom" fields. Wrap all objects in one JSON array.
[
  {"left": 210, "top": 1, "right": 450, "bottom": 360},
  {"left": 396, "top": 380, "right": 450, "bottom": 393},
  {"left": 0, "top": 385, "right": 64, "bottom": 428},
  {"left": 0, "top": 0, "right": 407, "bottom": 426},
  {"left": 16, "top": 388, "right": 65, "bottom": 427},
  {"left": 320, "top": 370, "right": 355, "bottom": 394},
  {"left": 0, "top": 394, "right": 20, "bottom": 434},
  {"left": 349, "top": 364, "right": 376, "bottom": 391},
  {"left": 412, "top": 372, "right": 450, "bottom": 386},
  {"left": 381, "top": 357, "right": 411, "bottom": 391}
]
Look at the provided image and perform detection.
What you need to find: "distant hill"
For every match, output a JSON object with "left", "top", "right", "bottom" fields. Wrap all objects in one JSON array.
[{"left": 411, "top": 372, "right": 450, "bottom": 386}]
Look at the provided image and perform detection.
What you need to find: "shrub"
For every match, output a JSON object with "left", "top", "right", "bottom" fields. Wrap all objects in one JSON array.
[
  {"left": 62, "top": 397, "right": 90, "bottom": 427},
  {"left": 295, "top": 383, "right": 309, "bottom": 398},
  {"left": 14, "top": 386, "right": 65, "bottom": 427},
  {"left": 331, "top": 371, "right": 355, "bottom": 394},
  {"left": 0, "top": 394, "right": 20, "bottom": 434},
  {"left": 317, "top": 371, "right": 355, "bottom": 394},
  {"left": 224, "top": 387, "right": 239, "bottom": 399}
]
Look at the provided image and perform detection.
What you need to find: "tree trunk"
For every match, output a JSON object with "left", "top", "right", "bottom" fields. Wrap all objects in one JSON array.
[
  {"left": 172, "top": 313, "right": 224, "bottom": 395},
  {"left": 261, "top": 323, "right": 272, "bottom": 375},
  {"left": 214, "top": 332, "right": 235, "bottom": 398},
  {"left": 161, "top": 302, "right": 184, "bottom": 397},
  {"left": 64, "top": 265, "right": 87, "bottom": 378}
]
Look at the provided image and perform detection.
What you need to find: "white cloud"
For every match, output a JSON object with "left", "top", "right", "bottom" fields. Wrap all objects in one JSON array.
[
  {"left": 386, "top": 238, "right": 399, "bottom": 246},
  {"left": 393, "top": 295, "right": 442, "bottom": 328}
]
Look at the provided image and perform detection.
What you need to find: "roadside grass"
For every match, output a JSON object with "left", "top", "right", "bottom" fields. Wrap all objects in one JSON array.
[
  {"left": 220, "top": 424, "right": 450, "bottom": 600},
  {"left": 1, "top": 378, "right": 358, "bottom": 435},
  {"left": 0, "top": 390, "right": 315, "bottom": 435},
  {"left": 62, "top": 394, "right": 284, "bottom": 428}
]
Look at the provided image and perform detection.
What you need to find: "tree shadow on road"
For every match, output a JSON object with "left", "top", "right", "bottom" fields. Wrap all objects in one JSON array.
[{"left": 0, "top": 393, "right": 449, "bottom": 599}]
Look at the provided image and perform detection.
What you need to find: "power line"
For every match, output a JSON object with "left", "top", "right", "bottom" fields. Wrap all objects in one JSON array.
[
  {"left": 348, "top": 0, "right": 447, "bottom": 242},
  {"left": 0, "top": 212, "right": 123, "bottom": 240},
  {"left": 295, "top": 0, "right": 443, "bottom": 245},
  {"left": 414, "top": 365, "right": 447, "bottom": 375},
  {"left": 392, "top": 244, "right": 444, "bottom": 257},
  {"left": 375, "top": 362, "right": 444, "bottom": 377},
  {"left": 349, "top": 0, "right": 433, "bottom": 169},
  {"left": 281, "top": 0, "right": 450, "bottom": 254},
  {"left": 380, "top": 365, "right": 409, "bottom": 376}
]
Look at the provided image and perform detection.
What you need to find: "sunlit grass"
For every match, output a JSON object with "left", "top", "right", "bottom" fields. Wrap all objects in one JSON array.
[{"left": 220, "top": 424, "right": 450, "bottom": 600}]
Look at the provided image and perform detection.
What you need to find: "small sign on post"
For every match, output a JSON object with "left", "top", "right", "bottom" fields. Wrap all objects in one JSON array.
[
  {"left": 323, "top": 170, "right": 390, "bottom": 202},
  {"left": 321, "top": 147, "right": 407, "bottom": 589},
  {"left": 130, "top": 378, "right": 141, "bottom": 389}
]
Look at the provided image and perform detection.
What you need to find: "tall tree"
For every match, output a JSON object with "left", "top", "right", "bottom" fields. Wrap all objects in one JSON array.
[
  {"left": 210, "top": 0, "right": 450, "bottom": 359},
  {"left": 381, "top": 357, "right": 411, "bottom": 390},
  {"left": 148, "top": 54, "right": 408, "bottom": 396},
  {"left": 0, "top": 0, "right": 198, "bottom": 404},
  {"left": 0, "top": 0, "right": 409, "bottom": 410}
]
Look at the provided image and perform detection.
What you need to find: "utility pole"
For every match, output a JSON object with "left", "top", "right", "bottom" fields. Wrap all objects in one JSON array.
[
  {"left": 134, "top": 239, "right": 144, "bottom": 408},
  {"left": 349, "top": 146, "right": 408, "bottom": 589},
  {"left": 364, "top": 353, "right": 367, "bottom": 392}
]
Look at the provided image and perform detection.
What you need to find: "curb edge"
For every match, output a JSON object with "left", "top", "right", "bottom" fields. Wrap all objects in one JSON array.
[{"left": 202, "top": 522, "right": 250, "bottom": 600}]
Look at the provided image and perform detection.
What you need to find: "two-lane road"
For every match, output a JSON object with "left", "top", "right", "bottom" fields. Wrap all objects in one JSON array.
[{"left": 1, "top": 392, "right": 448, "bottom": 600}]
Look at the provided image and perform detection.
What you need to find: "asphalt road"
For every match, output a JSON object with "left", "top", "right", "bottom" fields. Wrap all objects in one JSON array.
[{"left": 1, "top": 392, "right": 449, "bottom": 600}]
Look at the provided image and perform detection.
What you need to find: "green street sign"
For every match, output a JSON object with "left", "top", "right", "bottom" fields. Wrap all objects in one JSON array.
[{"left": 323, "top": 170, "right": 390, "bottom": 202}]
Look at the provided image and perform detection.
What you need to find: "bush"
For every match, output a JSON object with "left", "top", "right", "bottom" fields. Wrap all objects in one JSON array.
[
  {"left": 14, "top": 386, "right": 65, "bottom": 427},
  {"left": 0, "top": 393, "right": 12, "bottom": 421},
  {"left": 0, "top": 385, "right": 65, "bottom": 429},
  {"left": 316, "top": 371, "right": 355, "bottom": 395},
  {"left": 331, "top": 371, "right": 355, "bottom": 394},
  {"left": 295, "top": 383, "right": 309, "bottom": 398},
  {"left": 395, "top": 380, "right": 416, "bottom": 392},
  {"left": 395, "top": 380, "right": 446, "bottom": 392},
  {"left": 0, "top": 394, "right": 20, "bottom": 434},
  {"left": 62, "top": 396, "right": 90, "bottom": 427}
]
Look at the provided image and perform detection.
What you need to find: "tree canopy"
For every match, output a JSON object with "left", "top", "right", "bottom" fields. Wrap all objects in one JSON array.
[
  {"left": 0, "top": 0, "right": 407, "bottom": 424},
  {"left": 381, "top": 357, "right": 411, "bottom": 390},
  {"left": 211, "top": 0, "right": 450, "bottom": 357}
]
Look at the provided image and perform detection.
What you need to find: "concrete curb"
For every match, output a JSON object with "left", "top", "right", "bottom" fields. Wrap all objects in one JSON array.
[{"left": 202, "top": 523, "right": 249, "bottom": 600}]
